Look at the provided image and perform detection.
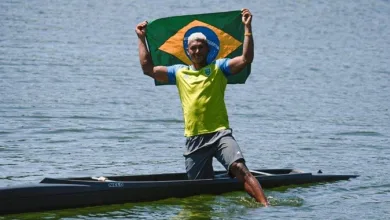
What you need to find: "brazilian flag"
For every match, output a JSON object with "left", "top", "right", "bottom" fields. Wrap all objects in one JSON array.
[{"left": 145, "top": 10, "right": 251, "bottom": 85}]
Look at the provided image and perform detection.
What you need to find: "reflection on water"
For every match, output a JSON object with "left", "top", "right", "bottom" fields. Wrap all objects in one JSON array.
[{"left": 0, "top": 191, "right": 305, "bottom": 220}]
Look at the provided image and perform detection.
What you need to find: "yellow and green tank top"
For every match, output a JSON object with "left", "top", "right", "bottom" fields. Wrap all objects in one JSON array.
[{"left": 167, "top": 58, "right": 232, "bottom": 137}]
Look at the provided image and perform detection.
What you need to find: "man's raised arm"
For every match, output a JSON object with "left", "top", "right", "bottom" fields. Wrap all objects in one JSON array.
[
  {"left": 135, "top": 21, "right": 169, "bottom": 83},
  {"left": 227, "top": 9, "right": 254, "bottom": 75}
]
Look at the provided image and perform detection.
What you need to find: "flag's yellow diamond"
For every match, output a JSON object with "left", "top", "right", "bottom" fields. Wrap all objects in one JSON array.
[{"left": 159, "top": 20, "right": 242, "bottom": 65}]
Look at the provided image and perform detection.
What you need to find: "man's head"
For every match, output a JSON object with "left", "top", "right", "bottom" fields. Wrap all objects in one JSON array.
[{"left": 187, "top": 32, "right": 209, "bottom": 65}]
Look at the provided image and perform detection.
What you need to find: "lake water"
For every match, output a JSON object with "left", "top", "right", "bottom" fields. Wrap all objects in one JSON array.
[{"left": 1, "top": 0, "right": 389, "bottom": 219}]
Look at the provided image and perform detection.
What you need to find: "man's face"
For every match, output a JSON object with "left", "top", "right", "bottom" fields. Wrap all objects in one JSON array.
[{"left": 187, "top": 40, "right": 209, "bottom": 64}]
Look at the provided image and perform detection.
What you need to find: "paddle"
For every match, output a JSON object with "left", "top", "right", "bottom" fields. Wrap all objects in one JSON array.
[
  {"left": 249, "top": 170, "right": 273, "bottom": 176},
  {"left": 215, "top": 170, "right": 273, "bottom": 179}
]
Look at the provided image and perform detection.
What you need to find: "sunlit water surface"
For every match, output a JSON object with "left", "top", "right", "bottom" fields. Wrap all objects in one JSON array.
[{"left": 1, "top": 0, "right": 389, "bottom": 219}]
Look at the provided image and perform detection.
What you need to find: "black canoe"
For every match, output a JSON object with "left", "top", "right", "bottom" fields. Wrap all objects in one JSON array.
[{"left": 0, "top": 169, "right": 358, "bottom": 215}]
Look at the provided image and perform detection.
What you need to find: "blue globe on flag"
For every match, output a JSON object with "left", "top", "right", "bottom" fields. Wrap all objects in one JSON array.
[{"left": 183, "top": 26, "right": 220, "bottom": 64}]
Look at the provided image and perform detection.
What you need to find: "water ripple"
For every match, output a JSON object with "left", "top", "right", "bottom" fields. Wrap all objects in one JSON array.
[{"left": 1, "top": 0, "right": 389, "bottom": 219}]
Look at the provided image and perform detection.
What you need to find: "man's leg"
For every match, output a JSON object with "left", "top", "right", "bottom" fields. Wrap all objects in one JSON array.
[
  {"left": 215, "top": 135, "right": 269, "bottom": 206},
  {"left": 185, "top": 146, "right": 215, "bottom": 180},
  {"left": 230, "top": 161, "right": 269, "bottom": 206}
]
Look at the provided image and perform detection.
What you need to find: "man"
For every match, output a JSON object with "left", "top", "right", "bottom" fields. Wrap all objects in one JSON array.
[{"left": 135, "top": 9, "right": 269, "bottom": 206}]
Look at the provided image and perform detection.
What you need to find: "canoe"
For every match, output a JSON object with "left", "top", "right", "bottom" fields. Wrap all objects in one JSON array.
[{"left": 0, "top": 169, "right": 358, "bottom": 215}]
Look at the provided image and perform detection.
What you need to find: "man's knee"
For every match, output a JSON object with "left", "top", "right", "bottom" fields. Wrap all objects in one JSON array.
[{"left": 230, "top": 160, "right": 250, "bottom": 176}]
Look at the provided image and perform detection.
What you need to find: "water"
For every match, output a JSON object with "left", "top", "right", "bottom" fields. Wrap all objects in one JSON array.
[{"left": 1, "top": 0, "right": 389, "bottom": 219}]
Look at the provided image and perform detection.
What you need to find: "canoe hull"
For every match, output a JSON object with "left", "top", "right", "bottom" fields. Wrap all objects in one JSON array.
[{"left": 0, "top": 169, "right": 358, "bottom": 215}]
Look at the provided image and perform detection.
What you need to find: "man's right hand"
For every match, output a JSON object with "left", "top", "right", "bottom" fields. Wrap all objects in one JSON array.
[{"left": 135, "top": 21, "right": 148, "bottom": 39}]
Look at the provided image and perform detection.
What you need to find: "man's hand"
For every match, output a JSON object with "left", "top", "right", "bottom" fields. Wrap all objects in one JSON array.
[
  {"left": 135, "top": 21, "right": 148, "bottom": 39},
  {"left": 241, "top": 9, "right": 252, "bottom": 26}
]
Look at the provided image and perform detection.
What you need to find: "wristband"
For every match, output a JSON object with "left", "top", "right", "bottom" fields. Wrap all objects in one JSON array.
[{"left": 244, "top": 32, "right": 252, "bottom": 36}]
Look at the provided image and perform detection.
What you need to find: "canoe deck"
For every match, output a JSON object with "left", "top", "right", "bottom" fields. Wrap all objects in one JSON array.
[
  {"left": 41, "top": 168, "right": 303, "bottom": 183},
  {"left": 0, "top": 169, "right": 358, "bottom": 215}
]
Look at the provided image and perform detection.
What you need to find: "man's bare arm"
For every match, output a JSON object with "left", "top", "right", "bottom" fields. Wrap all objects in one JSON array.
[
  {"left": 228, "top": 9, "right": 254, "bottom": 75},
  {"left": 136, "top": 21, "right": 169, "bottom": 83}
]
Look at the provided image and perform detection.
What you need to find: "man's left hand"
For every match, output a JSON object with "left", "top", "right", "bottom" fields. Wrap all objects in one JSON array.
[{"left": 241, "top": 9, "right": 252, "bottom": 26}]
